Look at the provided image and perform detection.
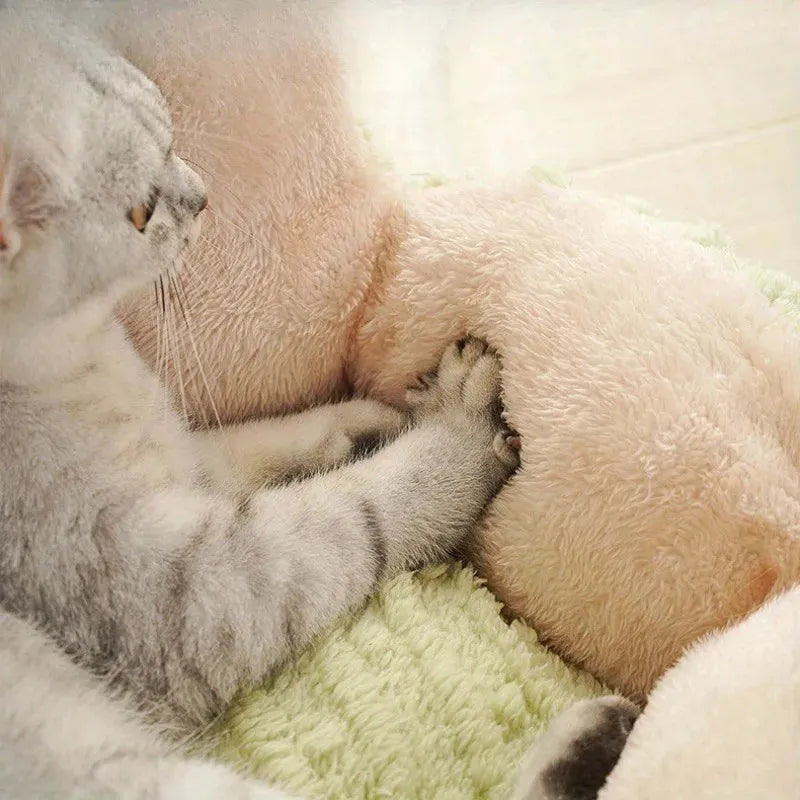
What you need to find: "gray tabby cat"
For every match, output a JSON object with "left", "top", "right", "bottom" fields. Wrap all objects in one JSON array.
[{"left": 0, "top": 10, "right": 519, "bottom": 798}]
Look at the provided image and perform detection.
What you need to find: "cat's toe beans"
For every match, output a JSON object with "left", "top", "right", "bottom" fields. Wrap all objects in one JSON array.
[
  {"left": 405, "top": 371, "right": 447, "bottom": 418},
  {"left": 459, "top": 335, "right": 488, "bottom": 364},
  {"left": 437, "top": 337, "right": 486, "bottom": 391},
  {"left": 436, "top": 343, "right": 466, "bottom": 388},
  {"left": 463, "top": 352, "right": 501, "bottom": 403},
  {"left": 409, "top": 338, "right": 507, "bottom": 425}
]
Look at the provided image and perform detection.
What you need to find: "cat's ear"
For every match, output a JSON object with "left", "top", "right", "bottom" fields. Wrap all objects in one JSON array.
[
  {"left": 0, "top": 144, "right": 22, "bottom": 263},
  {"left": 0, "top": 144, "right": 63, "bottom": 263}
]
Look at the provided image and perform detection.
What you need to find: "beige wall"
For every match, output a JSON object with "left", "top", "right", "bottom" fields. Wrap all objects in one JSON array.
[{"left": 338, "top": 0, "right": 800, "bottom": 277}]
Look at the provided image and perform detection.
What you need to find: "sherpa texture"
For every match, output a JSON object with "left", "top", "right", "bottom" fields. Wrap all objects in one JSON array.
[
  {"left": 212, "top": 565, "right": 604, "bottom": 800},
  {"left": 597, "top": 586, "right": 800, "bottom": 799},
  {"left": 338, "top": 171, "right": 800, "bottom": 698}
]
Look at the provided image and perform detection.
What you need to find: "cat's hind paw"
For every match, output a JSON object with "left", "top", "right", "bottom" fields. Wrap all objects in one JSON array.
[{"left": 512, "top": 696, "right": 639, "bottom": 800}]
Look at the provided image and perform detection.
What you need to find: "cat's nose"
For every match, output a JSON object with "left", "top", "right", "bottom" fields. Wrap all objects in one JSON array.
[{"left": 195, "top": 194, "right": 208, "bottom": 216}]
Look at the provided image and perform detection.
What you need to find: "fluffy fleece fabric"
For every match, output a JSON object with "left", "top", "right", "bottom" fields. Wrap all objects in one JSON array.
[
  {"left": 599, "top": 584, "right": 800, "bottom": 799},
  {"left": 347, "top": 178, "right": 800, "bottom": 699},
  {"left": 211, "top": 566, "right": 604, "bottom": 800}
]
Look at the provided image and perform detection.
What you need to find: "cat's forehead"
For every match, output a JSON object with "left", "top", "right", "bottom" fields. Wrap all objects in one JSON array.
[
  {"left": 81, "top": 51, "right": 174, "bottom": 156},
  {"left": 63, "top": 36, "right": 175, "bottom": 178},
  {"left": 1, "top": 18, "right": 173, "bottom": 183}
]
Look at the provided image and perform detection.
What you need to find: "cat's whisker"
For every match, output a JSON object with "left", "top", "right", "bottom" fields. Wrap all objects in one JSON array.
[
  {"left": 169, "top": 273, "right": 209, "bottom": 429},
  {"left": 151, "top": 278, "right": 171, "bottom": 417},
  {"left": 168, "top": 271, "right": 226, "bottom": 436},
  {"left": 160, "top": 275, "right": 174, "bottom": 423},
  {"left": 149, "top": 280, "right": 165, "bottom": 414},
  {"left": 182, "top": 242, "right": 228, "bottom": 296},
  {"left": 174, "top": 233, "right": 228, "bottom": 300},
  {"left": 195, "top": 231, "right": 230, "bottom": 260},
  {"left": 166, "top": 275, "right": 191, "bottom": 429},
  {"left": 168, "top": 272, "right": 190, "bottom": 328},
  {"left": 179, "top": 128, "right": 264, "bottom": 160},
  {"left": 169, "top": 273, "right": 248, "bottom": 484}
]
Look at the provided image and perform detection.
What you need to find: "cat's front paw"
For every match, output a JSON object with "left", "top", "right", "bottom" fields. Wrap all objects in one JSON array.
[
  {"left": 406, "top": 337, "right": 493, "bottom": 418},
  {"left": 512, "top": 696, "right": 640, "bottom": 800},
  {"left": 406, "top": 337, "right": 521, "bottom": 476}
]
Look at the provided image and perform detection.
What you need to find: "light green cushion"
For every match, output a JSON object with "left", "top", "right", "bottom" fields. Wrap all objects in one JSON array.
[{"left": 213, "top": 566, "right": 604, "bottom": 799}]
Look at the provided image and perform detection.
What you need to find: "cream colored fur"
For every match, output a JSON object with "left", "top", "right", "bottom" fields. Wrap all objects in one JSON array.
[
  {"left": 600, "top": 586, "right": 800, "bottom": 798},
  {"left": 513, "top": 588, "right": 800, "bottom": 798},
  {"left": 116, "top": 3, "right": 800, "bottom": 698}
]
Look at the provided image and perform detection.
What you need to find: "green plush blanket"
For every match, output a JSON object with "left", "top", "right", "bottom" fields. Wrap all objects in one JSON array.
[
  {"left": 213, "top": 566, "right": 603, "bottom": 799},
  {"left": 210, "top": 190, "right": 797, "bottom": 799}
]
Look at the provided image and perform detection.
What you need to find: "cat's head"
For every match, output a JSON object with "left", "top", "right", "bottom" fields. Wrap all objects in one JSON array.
[{"left": 0, "top": 13, "right": 206, "bottom": 326}]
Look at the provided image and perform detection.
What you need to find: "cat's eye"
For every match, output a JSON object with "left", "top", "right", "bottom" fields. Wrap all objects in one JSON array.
[{"left": 128, "top": 188, "right": 159, "bottom": 233}]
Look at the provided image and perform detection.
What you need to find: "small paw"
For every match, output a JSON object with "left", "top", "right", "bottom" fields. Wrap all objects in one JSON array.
[
  {"left": 512, "top": 696, "right": 639, "bottom": 800},
  {"left": 406, "top": 337, "right": 500, "bottom": 418},
  {"left": 406, "top": 336, "right": 521, "bottom": 475}
]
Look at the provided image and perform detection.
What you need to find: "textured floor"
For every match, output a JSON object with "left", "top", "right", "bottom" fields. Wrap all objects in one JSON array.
[{"left": 337, "top": 0, "right": 800, "bottom": 277}]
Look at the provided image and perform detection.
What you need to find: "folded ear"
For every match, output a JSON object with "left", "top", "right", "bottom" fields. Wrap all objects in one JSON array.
[
  {"left": 0, "top": 144, "right": 21, "bottom": 262},
  {"left": 0, "top": 144, "right": 63, "bottom": 263},
  {"left": 8, "top": 159, "right": 63, "bottom": 228}
]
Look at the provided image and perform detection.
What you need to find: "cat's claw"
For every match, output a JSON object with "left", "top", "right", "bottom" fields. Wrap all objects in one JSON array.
[{"left": 406, "top": 336, "right": 494, "bottom": 414}]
